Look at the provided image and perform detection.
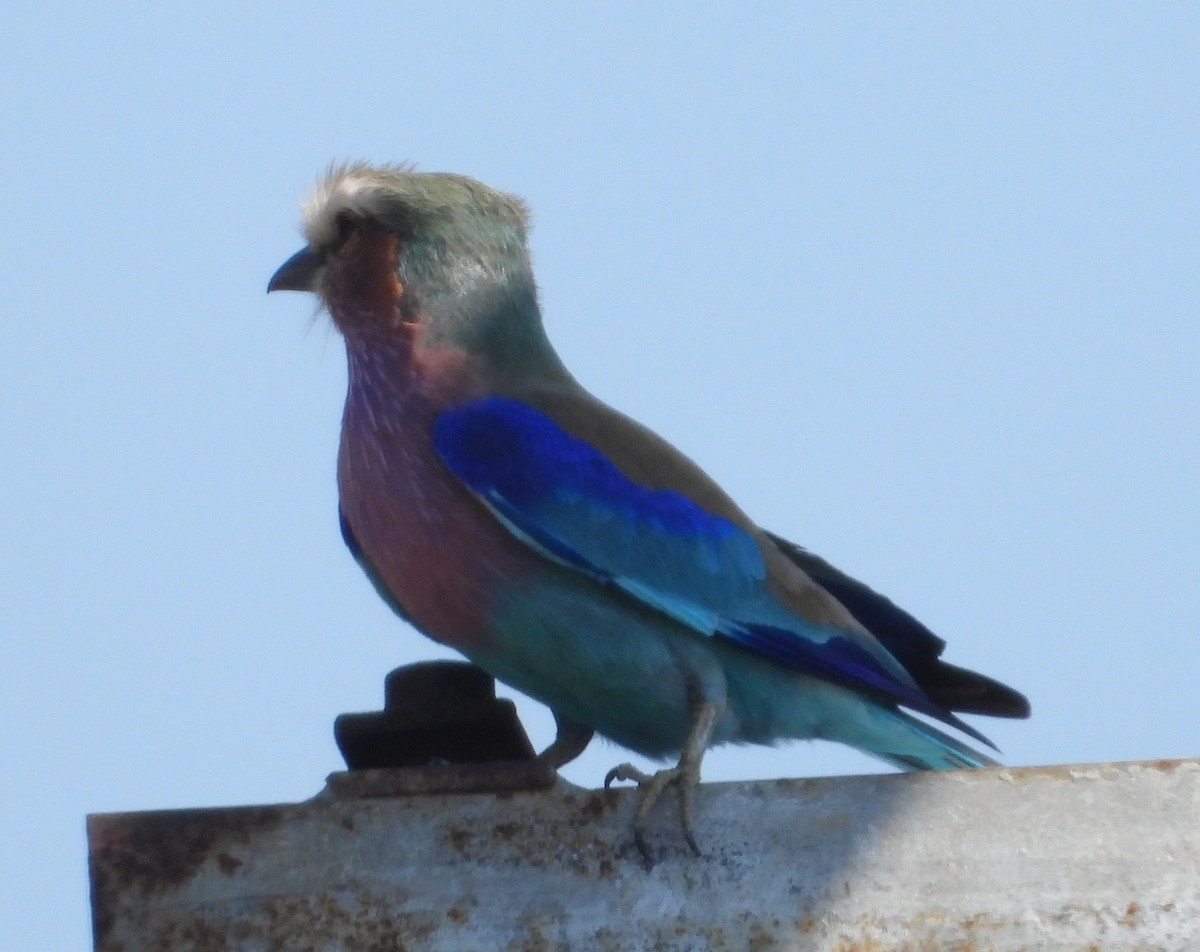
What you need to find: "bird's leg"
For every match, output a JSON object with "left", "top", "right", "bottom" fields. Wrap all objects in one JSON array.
[
  {"left": 604, "top": 698, "right": 722, "bottom": 866},
  {"left": 537, "top": 711, "right": 594, "bottom": 770}
]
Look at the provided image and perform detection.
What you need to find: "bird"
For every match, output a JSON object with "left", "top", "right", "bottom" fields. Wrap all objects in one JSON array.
[{"left": 268, "top": 162, "right": 1030, "bottom": 864}]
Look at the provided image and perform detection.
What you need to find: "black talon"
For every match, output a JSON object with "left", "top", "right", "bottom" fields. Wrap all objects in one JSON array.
[{"left": 634, "top": 830, "right": 656, "bottom": 869}]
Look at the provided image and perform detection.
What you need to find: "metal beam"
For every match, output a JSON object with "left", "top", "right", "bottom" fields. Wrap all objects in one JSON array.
[{"left": 89, "top": 757, "right": 1200, "bottom": 950}]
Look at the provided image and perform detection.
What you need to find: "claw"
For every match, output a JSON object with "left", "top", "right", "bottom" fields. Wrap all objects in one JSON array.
[
  {"left": 605, "top": 762, "right": 703, "bottom": 867},
  {"left": 604, "top": 762, "right": 651, "bottom": 788},
  {"left": 679, "top": 783, "right": 703, "bottom": 858},
  {"left": 603, "top": 699, "right": 722, "bottom": 866}
]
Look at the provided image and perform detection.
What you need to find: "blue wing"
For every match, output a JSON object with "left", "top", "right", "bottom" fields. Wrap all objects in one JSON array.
[{"left": 434, "top": 396, "right": 981, "bottom": 735}]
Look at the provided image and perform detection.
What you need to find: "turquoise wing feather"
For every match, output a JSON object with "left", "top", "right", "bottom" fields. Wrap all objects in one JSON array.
[{"left": 434, "top": 395, "right": 986, "bottom": 738}]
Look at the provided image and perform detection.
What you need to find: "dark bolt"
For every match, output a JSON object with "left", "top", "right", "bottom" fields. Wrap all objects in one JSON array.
[{"left": 334, "top": 661, "right": 538, "bottom": 771}]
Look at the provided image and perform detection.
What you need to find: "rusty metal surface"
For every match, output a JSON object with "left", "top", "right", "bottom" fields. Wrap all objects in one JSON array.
[
  {"left": 323, "top": 760, "right": 557, "bottom": 798},
  {"left": 89, "top": 757, "right": 1200, "bottom": 951}
]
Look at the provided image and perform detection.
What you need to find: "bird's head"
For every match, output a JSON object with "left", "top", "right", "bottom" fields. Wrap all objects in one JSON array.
[{"left": 269, "top": 163, "right": 556, "bottom": 371}]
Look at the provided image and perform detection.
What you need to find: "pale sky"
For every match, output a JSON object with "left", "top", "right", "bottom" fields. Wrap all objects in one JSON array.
[{"left": 3, "top": 5, "right": 1198, "bottom": 948}]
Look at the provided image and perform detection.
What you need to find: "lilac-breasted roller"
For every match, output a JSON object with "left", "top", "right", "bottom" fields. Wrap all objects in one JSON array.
[{"left": 268, "top": 163, "right": 1029, "bottom": 861}]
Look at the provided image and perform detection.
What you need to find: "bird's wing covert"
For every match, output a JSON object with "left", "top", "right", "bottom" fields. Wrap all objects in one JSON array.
[{"left": 434, "top": 396, "right": 971, "bottom": 726}]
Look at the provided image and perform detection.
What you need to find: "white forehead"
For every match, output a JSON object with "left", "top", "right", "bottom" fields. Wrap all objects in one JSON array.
[
  {"left": 296, "top": 162, "right": 533, "bottom": 262},
  {"left": 300, "top": 163, "right": 405, "bottom": 249}
]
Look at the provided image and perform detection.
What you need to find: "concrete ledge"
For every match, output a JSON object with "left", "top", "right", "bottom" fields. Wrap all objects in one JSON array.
[{"left": 88, "top": 757, "right": 1199, "bottom": 951}]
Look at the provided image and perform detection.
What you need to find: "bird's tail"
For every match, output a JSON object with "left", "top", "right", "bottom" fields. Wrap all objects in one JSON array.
[{"left": 867, "top": 707, "right": 999, "bottom": 771}]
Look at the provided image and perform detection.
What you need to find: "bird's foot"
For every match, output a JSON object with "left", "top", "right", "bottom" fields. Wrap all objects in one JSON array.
[{"left": 604, "top": 759, "right": 703, "bottom": 867}]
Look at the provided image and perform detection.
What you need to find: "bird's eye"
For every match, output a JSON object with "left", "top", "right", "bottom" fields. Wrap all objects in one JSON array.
[
  {"left": 331, "top": 210, "right": 385, "bottom": 254},
  {"left": 334, "top": 211, "right": 362, "bottom": 245}
]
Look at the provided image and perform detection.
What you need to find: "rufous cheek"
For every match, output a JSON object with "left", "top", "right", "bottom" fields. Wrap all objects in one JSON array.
[{"left": 327, "top": 233, "right": 404, "bottom": 326}]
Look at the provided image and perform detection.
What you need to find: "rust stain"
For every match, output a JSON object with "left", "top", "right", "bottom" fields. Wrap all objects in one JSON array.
[
  {"left": 589, "top": 925, "right": 625, "bottom": 952},
  {"left": 202, "top": 889, "right": 430, "bottom": 951},
  {"left": 445, "top": 826, "right": 473, "bottom": 853},
  {"left": 747, "top": 919, "right": 779, "bottom": 950},
  {"left": 831, "top": 938, "right": 890, "bottom": 952},
  {"left": 774, "top": 777, "right": 821, "bottom": 794},
  {"left": 515, "top": 920, "right": 550, "bottom": 952},
  {"left": 88, "top": 806, "right": 284, "bottom": 950},
  {"left": 576, "top": 789, "right": 620, "bottom": 821},
  {"left": 215, "top": 852, "right": 243, "bottom": 875},
  {"left": 1122, "top": 900, "right": 1141, "bottom": 927},
  {"left": 491, "top": 820, "right": 522, "bottom": 841}
]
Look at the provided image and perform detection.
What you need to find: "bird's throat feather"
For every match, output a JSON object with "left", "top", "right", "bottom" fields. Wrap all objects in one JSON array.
[{"left": 337, "top": 339, "right": 533, "bottom": 649}]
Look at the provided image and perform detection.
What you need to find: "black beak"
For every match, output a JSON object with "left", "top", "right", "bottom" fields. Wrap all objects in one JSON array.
[{"left": 267, "top": 246, "right": 322, "bottom": 293}]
